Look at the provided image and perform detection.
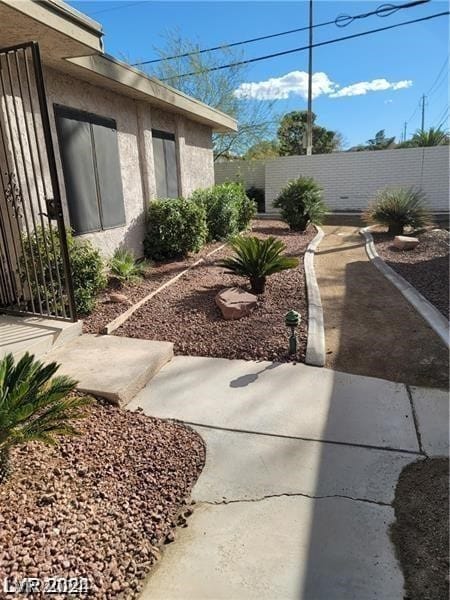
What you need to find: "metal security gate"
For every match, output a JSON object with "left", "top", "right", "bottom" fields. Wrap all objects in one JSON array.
[{"left": 0, "top": 42, "right": 76, "bottom": 321}]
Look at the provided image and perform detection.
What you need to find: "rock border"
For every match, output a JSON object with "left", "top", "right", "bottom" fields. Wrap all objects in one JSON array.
[
  {"left": 360, "top": 227, "right": 449, "bottom": 349},
  {"left": 304, "top": 226, "right": 325, "bottom": 367},
  {"left": 103, "top": 244, "right": 226, "bottom": 335}
]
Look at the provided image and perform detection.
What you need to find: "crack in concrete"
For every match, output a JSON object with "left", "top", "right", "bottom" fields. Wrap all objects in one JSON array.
[
  {"left": 200, "top": 491, "right": 392, "bottom": 508},
  {"left": 406, "top": 384, "right": 425, "bottom": 455}
]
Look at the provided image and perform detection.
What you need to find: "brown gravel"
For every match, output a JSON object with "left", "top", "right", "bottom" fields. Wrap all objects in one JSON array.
[
  {"left": 0, "top": 399, "right": 205, "bottom": 599},
  {"left": 391, "top": 458, "right": 449, "bottom": 600},
  {"left": 83, "top": 241, "right": 224, "bottom": 334},
  {"left": 116, "top": 220, "right": 315, "bottom": 362},
  {"left": 373, "top": 229, "right": 449, "bottom": 319}
]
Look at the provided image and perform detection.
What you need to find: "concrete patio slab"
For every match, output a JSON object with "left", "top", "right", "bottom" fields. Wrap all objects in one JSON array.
[
  {"left": 192, "top": 425, "right": 416, "bottom": 505},
  {"left": 130, "top": 356, "right": 419, "bottom": 452},
  {"left": 140, "top": 496, "right": 403, "bottom": 600},
  {"left": 410, "top": 386, "right": 449, "bottom": 456},
  {"left": 45, "top": 334, "right": 173, "bottom": 406}
]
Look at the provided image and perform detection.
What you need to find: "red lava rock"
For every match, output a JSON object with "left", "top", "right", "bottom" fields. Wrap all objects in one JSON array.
[
  {"left": 215, "top": 287, "right": 258, "bottom": 320},
  {"left": 0, "top": 399, "right": 205, "bottom": 599}
]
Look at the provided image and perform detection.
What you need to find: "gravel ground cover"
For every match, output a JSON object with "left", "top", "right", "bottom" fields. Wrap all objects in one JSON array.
[
  {"left": 83, "top": 241, "right": 224, "bottom": 334},
  {"left": 373, "top": 229, "right": 449, "bottom": 319},
  {"left": 117, "top": 220, "right": 315, "bottom": 362},
  {"left": 0, "top": 399, "right": 205, "bottom": 599},
  {"left": 391, "top": 457, "right": 449, "bottom": 600}
]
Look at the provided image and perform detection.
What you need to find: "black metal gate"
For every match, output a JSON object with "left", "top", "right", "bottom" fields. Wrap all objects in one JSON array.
[{"left": 0, "top": 42, "right": 76, "bottom": 322}]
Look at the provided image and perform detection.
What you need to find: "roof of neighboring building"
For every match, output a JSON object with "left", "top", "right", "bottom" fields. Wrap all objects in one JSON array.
[{"left": 0, "top": 0, "right": 237, "bottom": 133}]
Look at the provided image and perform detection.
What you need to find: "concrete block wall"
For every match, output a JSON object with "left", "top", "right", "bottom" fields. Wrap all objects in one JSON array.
[
  {"left": 214, "top": 160, "right": 265, "bottom": 190},
  {"left": 215, "top": 147, "right": 450, "bottom": 213}
]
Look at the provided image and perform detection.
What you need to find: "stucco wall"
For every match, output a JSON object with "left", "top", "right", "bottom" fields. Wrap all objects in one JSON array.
[{"left": 215, "top": 147, "right": 450, "bottom": 214}]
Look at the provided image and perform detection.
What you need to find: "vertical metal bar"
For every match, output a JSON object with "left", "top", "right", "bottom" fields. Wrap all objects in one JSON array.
[
  {"left": 30, "top": 42, "right": 76, "bottom": 321},
  {"left": 0, "top": 52, "right": 37, "bottom": 314},
  {"left": 23, "top": 47, "right": 63, "bottom": 318},
  {"left": 306, "top": 0, "right": 313, "bottom": 156},
  {"left": 12, "top": 50, "right": 52, "bottom": 315}
]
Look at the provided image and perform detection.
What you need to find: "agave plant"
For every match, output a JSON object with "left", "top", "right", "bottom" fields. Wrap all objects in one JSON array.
[
  {"left": 0, "top": 353, "right": 89, "bottom": 483},
  {"left": 109, "top": 248, "right": 147, "bottom": 284},
  {"left": 218, "top": 236, "right": 299, "bottom": 294},
  {"left": 363, "top": 187, "right": 431, "bottom": 235}
]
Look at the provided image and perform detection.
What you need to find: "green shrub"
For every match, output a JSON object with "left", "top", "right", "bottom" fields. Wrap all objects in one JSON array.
[
  {"left": 273, "top": 177, "right": 326, "bottom": 231},
  {"left": 217, "top": 235, "right": 299, "bottom": 294},
  {"left": 246, "top": 186, "right": 265, "bottom": 213},
  {"left": 20, "top": 227, "right": 106, "bottom": 316},
  {"left": 0, "top": 352, "right": 89, "bottom": 482},
  {"left": 191, "top": 182, "right": 254, "bottom": 241},
  {"left": 363, "top": 187, "right": 431, "bottom": 235},
  {"left": 109, "top": 248, "right": 147, "bottom": 284},
  {"left": 144, "top": 198, "right": 207, "bottom": 260}
]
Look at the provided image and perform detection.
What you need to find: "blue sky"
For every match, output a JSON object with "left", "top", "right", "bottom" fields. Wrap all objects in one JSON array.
[{"left": 69, "top": 0, "right": 449, "bottom": 148}]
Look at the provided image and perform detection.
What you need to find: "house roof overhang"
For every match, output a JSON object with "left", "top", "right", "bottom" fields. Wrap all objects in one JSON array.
[{"left": 0, "top": 0, "right": 238, "bottom": 133}]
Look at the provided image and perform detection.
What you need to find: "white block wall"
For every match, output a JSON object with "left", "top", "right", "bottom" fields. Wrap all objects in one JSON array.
[
  {"left": 215, "top": 147, "right": 450, "bottom": 213},
  {"left": 214, "top": 159, "right": 265, "bottom": 190}
]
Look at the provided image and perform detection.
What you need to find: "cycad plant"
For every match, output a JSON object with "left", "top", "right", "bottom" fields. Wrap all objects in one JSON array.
[
  {"left": 273, "top": 177, "right": 327, "bottom": 231},
  {"left": 218, "top": 236, "right": 299, "bottom": 294},
  {"left": 363, "top": 187, "right": 430, "bottom": 235},
  {"left": 109, "top": 248, "right": 147, "bottom": 284},
  {"left": 0, "top": 353, "right": 89, "bottom": 483}
]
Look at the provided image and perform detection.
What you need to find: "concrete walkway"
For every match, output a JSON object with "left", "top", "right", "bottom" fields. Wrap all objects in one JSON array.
[
  {"left": 130, "top": 356, "right": 449, "bottom": 600},
  {"left": 315, "top": 226, "right": 449, "bottom": 389}
]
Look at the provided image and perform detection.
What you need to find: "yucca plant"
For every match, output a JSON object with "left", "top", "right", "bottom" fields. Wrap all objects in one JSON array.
[
  {"left": 363, "top": 187, "right": 431, "bottom": 235},
  {"left": 217, "top": 236, "right": 299, "bottom": 294},
  {"left": 0, "top": 353, "right": 89, "bottom": 483},
  {"left": 109, "top": 248, "right": 147, "bottom": 284}
]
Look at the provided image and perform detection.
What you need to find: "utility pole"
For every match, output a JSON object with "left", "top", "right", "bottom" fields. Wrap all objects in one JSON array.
[
  {"left": 402, "top": 121, "right": 407, "bottom": 142},
  {"left": 306, "top": 0, "right": 313, "bottom": 156},
  {"left": 420, "top": 94, "right": 426, "bottom": 131}
]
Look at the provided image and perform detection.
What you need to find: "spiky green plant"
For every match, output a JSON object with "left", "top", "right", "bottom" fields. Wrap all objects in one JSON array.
[
  {"left": 217, "top": 236, "right": 299, "bottom": 294},
  {"left": 363, "top": 187, "right": 431, "bottom": 235},
  {"left": 109, "top": 248, "right": 147, "bottom": 284},
  {"left": 273, "top": 177, "right": 327, "bottom": 231},
  {"left": 0, "top": 353, "right": 89, "bottom": 483},
  {"left": 411, "top": 127, "right": 449, "bottom": 147}
]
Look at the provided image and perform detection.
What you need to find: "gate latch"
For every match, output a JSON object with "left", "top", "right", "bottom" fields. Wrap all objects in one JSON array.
[{"left": 45, "top": 198, "right": 62, "bottom": 220}]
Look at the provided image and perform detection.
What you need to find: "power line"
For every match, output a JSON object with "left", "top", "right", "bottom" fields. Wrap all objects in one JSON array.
[
  {"left": 132, "top": 0, "right": 430, "bottom": 66},
  {"left": 159, "top": 11, "right": 449, "bottom": 82},
  {"left": 426, "top": 54, "right": 450, "bottom": 96},
  {"left": 90, "top": 1, "right": 143, "bottom": 15}
]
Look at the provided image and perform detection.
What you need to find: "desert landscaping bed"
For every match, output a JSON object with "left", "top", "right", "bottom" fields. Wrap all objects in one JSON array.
[
  {"left": 116, "top": 220, "right": 315, "bottom": 362},
  {"left": 0, "top": 398, "right": 205, "bottom": 599},
  {"left": 373, "top": 229, "right": 449, "bottom": 319},
  {"left": 391, "top": 457, "right": 449, "bottom": 600},
  {"left": 83, "top": 240, "right": 224, "bottom": 334}
]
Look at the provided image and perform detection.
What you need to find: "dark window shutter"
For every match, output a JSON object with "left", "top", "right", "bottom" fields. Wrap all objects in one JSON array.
[
  {"left": 152, "top": 130, "right": 179, "bottom": 198},
  {"left": 92, "top": 122, "right": 126, "bottom": 229},
  {"left": 164, "top": 137, "right": 179, "bottom": 198},
  {"left": 153, "top": 135, "right": 167, "bottom": 198},
  {"left": 55, "top": 111, "right": 101, "bottom": 234}
]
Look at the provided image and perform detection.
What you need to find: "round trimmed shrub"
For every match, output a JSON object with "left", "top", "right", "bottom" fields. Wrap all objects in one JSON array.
[
  {"left": 144, "top": 198, "right": 207, "bottom": 260},
  {"left": 273, "top": 177, "right": 326, "bottom": 231}
]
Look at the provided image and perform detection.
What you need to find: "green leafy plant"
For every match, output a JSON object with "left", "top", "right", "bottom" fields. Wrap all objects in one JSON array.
[
  {"left": 363, "top": 187, "right": 431, "bottom": 235},
  {"left": 217, "top": 235, "right": 299, "bottom": 294},
  {"left": 109, "top": 248, "right": 147, "bottom": 284},
  {"left": 273, "top": 177, "right": 327, "bottom": 231},
  {"left": 191, "top": 182, "right": 254, "bottom": 241},
  {"left": 20, "top": 227, "right": 107, "bottom": 316},
  {"left": 0, "top": 352, "right": 90, "bottom": 483},
  {"left": 144, "top": 198, "right": 207, "bottom": 260}
]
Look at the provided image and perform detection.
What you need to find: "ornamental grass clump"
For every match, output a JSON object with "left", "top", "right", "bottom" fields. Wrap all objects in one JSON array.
[
  {"left": 218, "top": 235, "right": 299, "bottom": 294},
  {"left": 273, "top": 177, "right": 326, "bottom": 231},
  {"left": 0, "top": 353, "right": 89, "bottom": 483},
  {"left": 109, "top": 248, "right": 147, "bottom": 284},
  {"left": 363, "top": 187, "right": 431, "bottom": 235}
]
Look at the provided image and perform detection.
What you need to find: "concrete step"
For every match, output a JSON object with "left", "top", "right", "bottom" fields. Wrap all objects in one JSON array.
[
  {"left": 44, "top": 334, "right": 174, "bottom": 406},
  {"left": 0, "top": 315, "right": 82, "bottom": 360}
]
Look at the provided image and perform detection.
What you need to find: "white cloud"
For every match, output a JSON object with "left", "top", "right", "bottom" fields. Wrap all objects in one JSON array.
[
  {"left": 329, "top": 78, "right": 412, "bottom": 98},
  {"left": 234, "top": 72, "right": 413, "bottom": 101},
  {"left": 234, "top": 71, "right": 336, "bottom": 100}
]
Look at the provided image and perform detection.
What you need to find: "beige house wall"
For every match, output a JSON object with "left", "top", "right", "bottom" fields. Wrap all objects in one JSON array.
[{"left": 42, "top": 68, "right": 214, "bottom": 257}]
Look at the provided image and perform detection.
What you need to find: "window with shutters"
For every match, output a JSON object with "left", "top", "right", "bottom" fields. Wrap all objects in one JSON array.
[
  {"left": 54, "top": 105, "right": 126, "bottom": 235},
  {"left": 152, "top": 129, "right": 179, "bottom": 198}
]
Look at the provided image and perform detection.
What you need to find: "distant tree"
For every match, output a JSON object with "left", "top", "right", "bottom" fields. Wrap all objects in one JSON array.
[
  {"left": 352, "top": 129, "right": 395, "bottom": 151},
  {"left": 148, "top": 30, "right": 276, "bottom": 161},
  {"left": 277, "top": 111, "right": 340, "bottom": 156},
  {"left": 397, "top": 127, "right": 449, "bottom": 148},
  {"left": 243, "top": 140, "right": 279, "bottom": 160}
]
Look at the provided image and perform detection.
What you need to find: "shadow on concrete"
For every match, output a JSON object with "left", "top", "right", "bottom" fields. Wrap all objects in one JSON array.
[{"left": 229, "top": 361, "right": 280, "bottom": 388}]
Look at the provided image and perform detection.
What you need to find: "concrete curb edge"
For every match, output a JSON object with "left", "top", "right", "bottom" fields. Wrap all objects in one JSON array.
[
  {"left": 360, "top": 227, "right": 450, "bottom": 349},
  {"left": 305, "top": 226, "right": 326, "bottom": 367}
]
